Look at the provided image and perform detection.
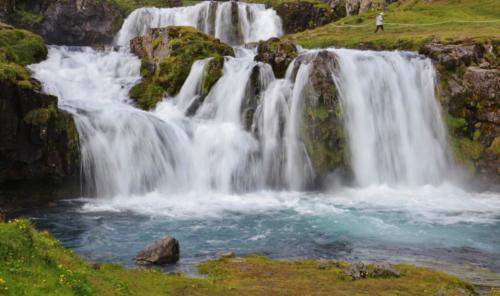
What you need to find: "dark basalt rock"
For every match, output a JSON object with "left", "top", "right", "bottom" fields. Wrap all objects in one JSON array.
[
  {"left": 2, "top": 0, "right": 123, "bottom": 46},
  {"left": 255, "top": 37, "right": 298, "bottom": 78},
  {"left": 134, "top": 236, "right": 180, "bottom": 265}
]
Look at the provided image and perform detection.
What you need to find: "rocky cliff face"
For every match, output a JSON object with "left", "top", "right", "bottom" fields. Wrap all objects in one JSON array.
[
  {"left": 274, "top": 1, "right": 335, "bottom": 34},
  {"left": 130, "top": 26, "right": 234, "bottom": 110},
  {"left": 0, "top": 23, "right": 79, "bottom": 186},
  {"left": 420, "top": 41, "right": 499, "bottom": 184},
  {"left": 1, "top": 0, "right": 123, "bottom": 46}
]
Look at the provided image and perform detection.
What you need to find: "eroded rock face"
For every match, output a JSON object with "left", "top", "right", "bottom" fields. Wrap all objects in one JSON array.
[
  {"left": 255, "top": 37, "right": 298, "bottom": 78},
  {"left": 420, "top": 41, "right": 499, "bottom": 185},
  {"left": 3, "top": 0, "right": 123, "bottom": 46},
  {"left": 130, "top": 26, "right": 234, "bottom": 110},
  {"left": 134, "top": 236, "right": 180, "bottom": 265},
  {"left": 292, "top": 50, "right": 349, "bottom": 182},
  {"left": 275, "top": 1, "right": 335, "bottom": 34},
  {"left": 344, "top": 0, "right": 398, "bottom": 15}
]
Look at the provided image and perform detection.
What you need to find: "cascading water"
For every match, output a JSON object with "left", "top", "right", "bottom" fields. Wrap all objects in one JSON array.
[
  {"left": 331, "top": 49, "right": 450, "bottom": 187},
  {"left": 26, "top": 2, "right": 500, "bottom": 280},
  {"left": 115, "top": 1, "right": 282, "bottom": 46}
]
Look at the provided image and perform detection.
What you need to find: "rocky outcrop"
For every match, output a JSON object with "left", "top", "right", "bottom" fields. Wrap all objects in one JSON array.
[
  {"left": 130, "top": 26, "right": 234, "bottom": 110},
  {"left": 274, "top": 1, "right": 335, "bottom": 34},
  {"left": 1, "top": 0, "right": 123, "bottom": 46},
  {"left": 343, "top": 0, "right": 398, "bottom": 16},
  {"left": 292, "top": 50, "right": 349, "bottom": 181},
  {"left": 134, "top": 236, "right": 180, "bottom": 265},
  {"left": 255, "top": 37, "right": 298, "bottom": 78},
  {"left": 0, "top": 24, "right": 80, "bottom": 185},
  {"left": 420, "top": 41, "right": 499, "bottom": 184}
]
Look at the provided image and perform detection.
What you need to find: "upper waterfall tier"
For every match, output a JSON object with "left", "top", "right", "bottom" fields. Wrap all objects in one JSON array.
[{"left": 115, "top": 1, "right": 283, "bottom": 46}]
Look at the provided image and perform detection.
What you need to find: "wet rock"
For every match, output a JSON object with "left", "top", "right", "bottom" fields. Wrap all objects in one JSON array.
[
  {"left": 0, "top": 0, "right": 15, "bottom": 21},
  {"left": 134, "top": 236, "right": 180, "bottom": 265},
  {"left": 422, "top": 40, "right": 499, "bottom": 185},
  {"left": 344, "top": 262, "right": 367, "bottom": 280},
  {"left": 371, "top": 262, "right": 400, "bottom": 278},
  {"left": 0, "top": 24, "right": 80, "bottom": 184},
  {"left": 275, "top": 1, "right": 335, "bottom": 33},
  {"left": 4, "top": 0, "right": 123, "bottom": 46},
  {"left": 292, "top": 50, "right": 350, "bottom": 182},
  {"left": 130, "top": 26, "right": 234, "bottom": 110},
  {"left": 255, "top": 37, "right": 298, "bottom": 78}
]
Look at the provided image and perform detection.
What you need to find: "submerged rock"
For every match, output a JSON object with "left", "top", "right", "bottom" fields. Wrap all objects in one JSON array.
[
  {"left": 344, "top": 262, "right": 367, "bottom": 280},
  {"left": 130, "top": 26, "right": 234, "bottom": 110},
  {"left": 1, "top": 0, "right": 123, "bottom": 46},
  {"left": 255, "top": 37, "right": 298, "bottom": 78},
  {"left": 371, "top": 262, "right": 401, "bottom": 278},
  {"left": 134, "top": 236, "right": 180, "bottom": 265}
]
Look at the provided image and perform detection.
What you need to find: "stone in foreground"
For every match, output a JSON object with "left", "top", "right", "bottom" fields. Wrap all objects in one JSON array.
[
  {"left": 134, "top": 236, "right": 180, "bottom": 265},
  {"left": 372, "top": 262, "right": 401, "bottom": 278},
  {"left": 344, "top": 262, "right": 367, "bottom": 280}
]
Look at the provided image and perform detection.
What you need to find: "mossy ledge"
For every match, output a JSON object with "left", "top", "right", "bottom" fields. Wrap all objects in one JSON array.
[
  {"left": 1, "top": 219, "right": 494, "bottom": 296},
  {"left": 130, "top": 26, "right": 234, "bottom": 110}
]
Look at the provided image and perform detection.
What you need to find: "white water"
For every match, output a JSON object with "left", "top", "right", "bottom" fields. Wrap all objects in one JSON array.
[
  {"left": 331, "top": 49, "right": 450, "bottom": 187},
  {"left": 115, "top": 1, "right": 282, "bottom": 46}
]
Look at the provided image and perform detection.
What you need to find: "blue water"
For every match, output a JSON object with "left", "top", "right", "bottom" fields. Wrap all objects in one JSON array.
[{"left": 27, "top": 186, "right": 500, "bottom": 275}]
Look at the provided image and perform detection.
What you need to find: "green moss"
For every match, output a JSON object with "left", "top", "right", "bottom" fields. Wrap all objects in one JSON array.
[
  {"left": 110, "top": 0, "right": 181, "bottom": 15},
  {"left": 23, "top": 107, "right": 55, "bottom": 125},
  {"left": 0, "top": 23, "right": 47, "bottom": 66},
  {"left": 132, "top": 26, "right": 234, "bottom": 109},
  {"left": 129, "top": 80, "right": 165, "bottom": 110},
  {"left": 13, "top": 9, "right": 44, "bottom": 25},
  {"left": 445, "top": 114, "right": 467, "bottom": 131},
  {"left": 201, "top": 55, "right": 224, "bottom": 97},
  {"left": 487, "top": 137, "right": 500, "bottom": 155},
  {"left": 0, "top": 61, "right": 33, "bottom": 88}
]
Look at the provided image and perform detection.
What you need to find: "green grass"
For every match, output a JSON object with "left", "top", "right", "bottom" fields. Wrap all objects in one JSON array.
[
  {"left": 110, "top": 0, "right": 182, "bottom": 15},
  {"left": 2, "top": 219, "right": 495, "bottom": 295},
  {"left": 284, "top": 0, "right": 500, "bottom": 50}
]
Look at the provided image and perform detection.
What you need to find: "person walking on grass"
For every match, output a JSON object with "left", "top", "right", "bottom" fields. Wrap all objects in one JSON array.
[{"left": 375, "top": 12, "right": 384, "bottom": 33}]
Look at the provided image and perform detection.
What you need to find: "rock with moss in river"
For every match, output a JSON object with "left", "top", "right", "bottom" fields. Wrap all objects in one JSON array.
[
  {"left": 0, "top": 23, "right": 80, "bottom": 186},
  {"left": 255, "top": 37, "right": 298, "bottom": 78},
  {"left": 0, "top": 0, "right": 123, "bottom": 46},
  {"left": 420, "top": 41, "right": 499, "bottom": 185},
  {"left": 130, "top": 26, "right": 234, "bottom": 110},
  {"left": 291, "top": 50, "right": 350, "bottom": 183}
]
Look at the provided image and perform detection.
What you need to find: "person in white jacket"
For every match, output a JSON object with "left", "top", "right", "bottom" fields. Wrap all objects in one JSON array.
[{"left": 375, "top": 12, "right": 384, "bottom": 33}]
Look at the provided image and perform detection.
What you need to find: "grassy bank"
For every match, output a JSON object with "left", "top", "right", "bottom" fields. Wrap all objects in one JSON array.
[
  {"left": 2, "top": 219, "right": 497, "bottom": 295},
  {"left": 284, "top": 0, "right": 500, "bottom": 50}
]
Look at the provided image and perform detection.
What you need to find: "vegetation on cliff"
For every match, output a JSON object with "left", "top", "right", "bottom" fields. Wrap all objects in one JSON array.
[
  {"left": 284, "top": 0, "right": 500, "bottom": 50},
  {"left": 0, "top": 219, "right": 485, "bottom": 295},
  {"left": 111, "top": 0, "right": 182, "bottom": 15},
  {"left": 130, "top": 26, "right": 234, "bottom": 110}
]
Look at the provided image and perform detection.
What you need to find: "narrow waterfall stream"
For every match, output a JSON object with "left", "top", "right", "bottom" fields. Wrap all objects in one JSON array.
[{"left": 26, "top": 2, "right": 500, "bottom": 279}]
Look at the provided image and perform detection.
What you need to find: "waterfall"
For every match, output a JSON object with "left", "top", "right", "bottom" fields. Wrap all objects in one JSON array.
[
  {"left": 331, "top": 49, "right": 450, "bottom": 187},
  {"left": 115, "top": 1, "right": 283, "bottom": 46}
]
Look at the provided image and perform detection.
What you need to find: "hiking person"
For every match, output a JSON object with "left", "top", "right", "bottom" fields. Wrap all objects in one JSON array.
[{"left": 375, "top": 12, "right": 384, "bottom": 33}]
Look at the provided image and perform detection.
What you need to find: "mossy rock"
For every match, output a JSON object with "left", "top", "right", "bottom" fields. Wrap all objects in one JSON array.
[
  {"left": 130, "top": 26, "right": 234, "bottom": 110},
  {"left": 201, "top": 55, "right": 224, "bottom": 97},
  {"left": 255, "top": 37, "right": 298, "bottom": 78},
  {"left": 0, "top": 22, "right": 47, "bottom": 66}
]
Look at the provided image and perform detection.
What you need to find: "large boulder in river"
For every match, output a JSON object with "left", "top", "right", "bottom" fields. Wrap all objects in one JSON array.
[
  {"left": 0, "top": 0, "right": 123, "bottom": 46},
  {"left": 292, "top": 50, "right": 349, "bottom": 181},
  {"left": 134, "top": 236, "right": 180, "bottom": 265},
  {"left": 420, "top": 41, "right": 499, "bottom": 185},
  {"left": 255, "top": 37, "right": 298, "bottom": 78},
  {"left": 0, "top": 24, "right": 80, "bottom": 185},
  {"left": 130, "top": 26, "right": 234, "bottom": 110}
]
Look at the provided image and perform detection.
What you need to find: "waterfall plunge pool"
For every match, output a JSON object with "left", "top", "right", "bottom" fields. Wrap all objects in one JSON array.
[{"left": 26, "top": 185, "right": 500, "bottom": 282}]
